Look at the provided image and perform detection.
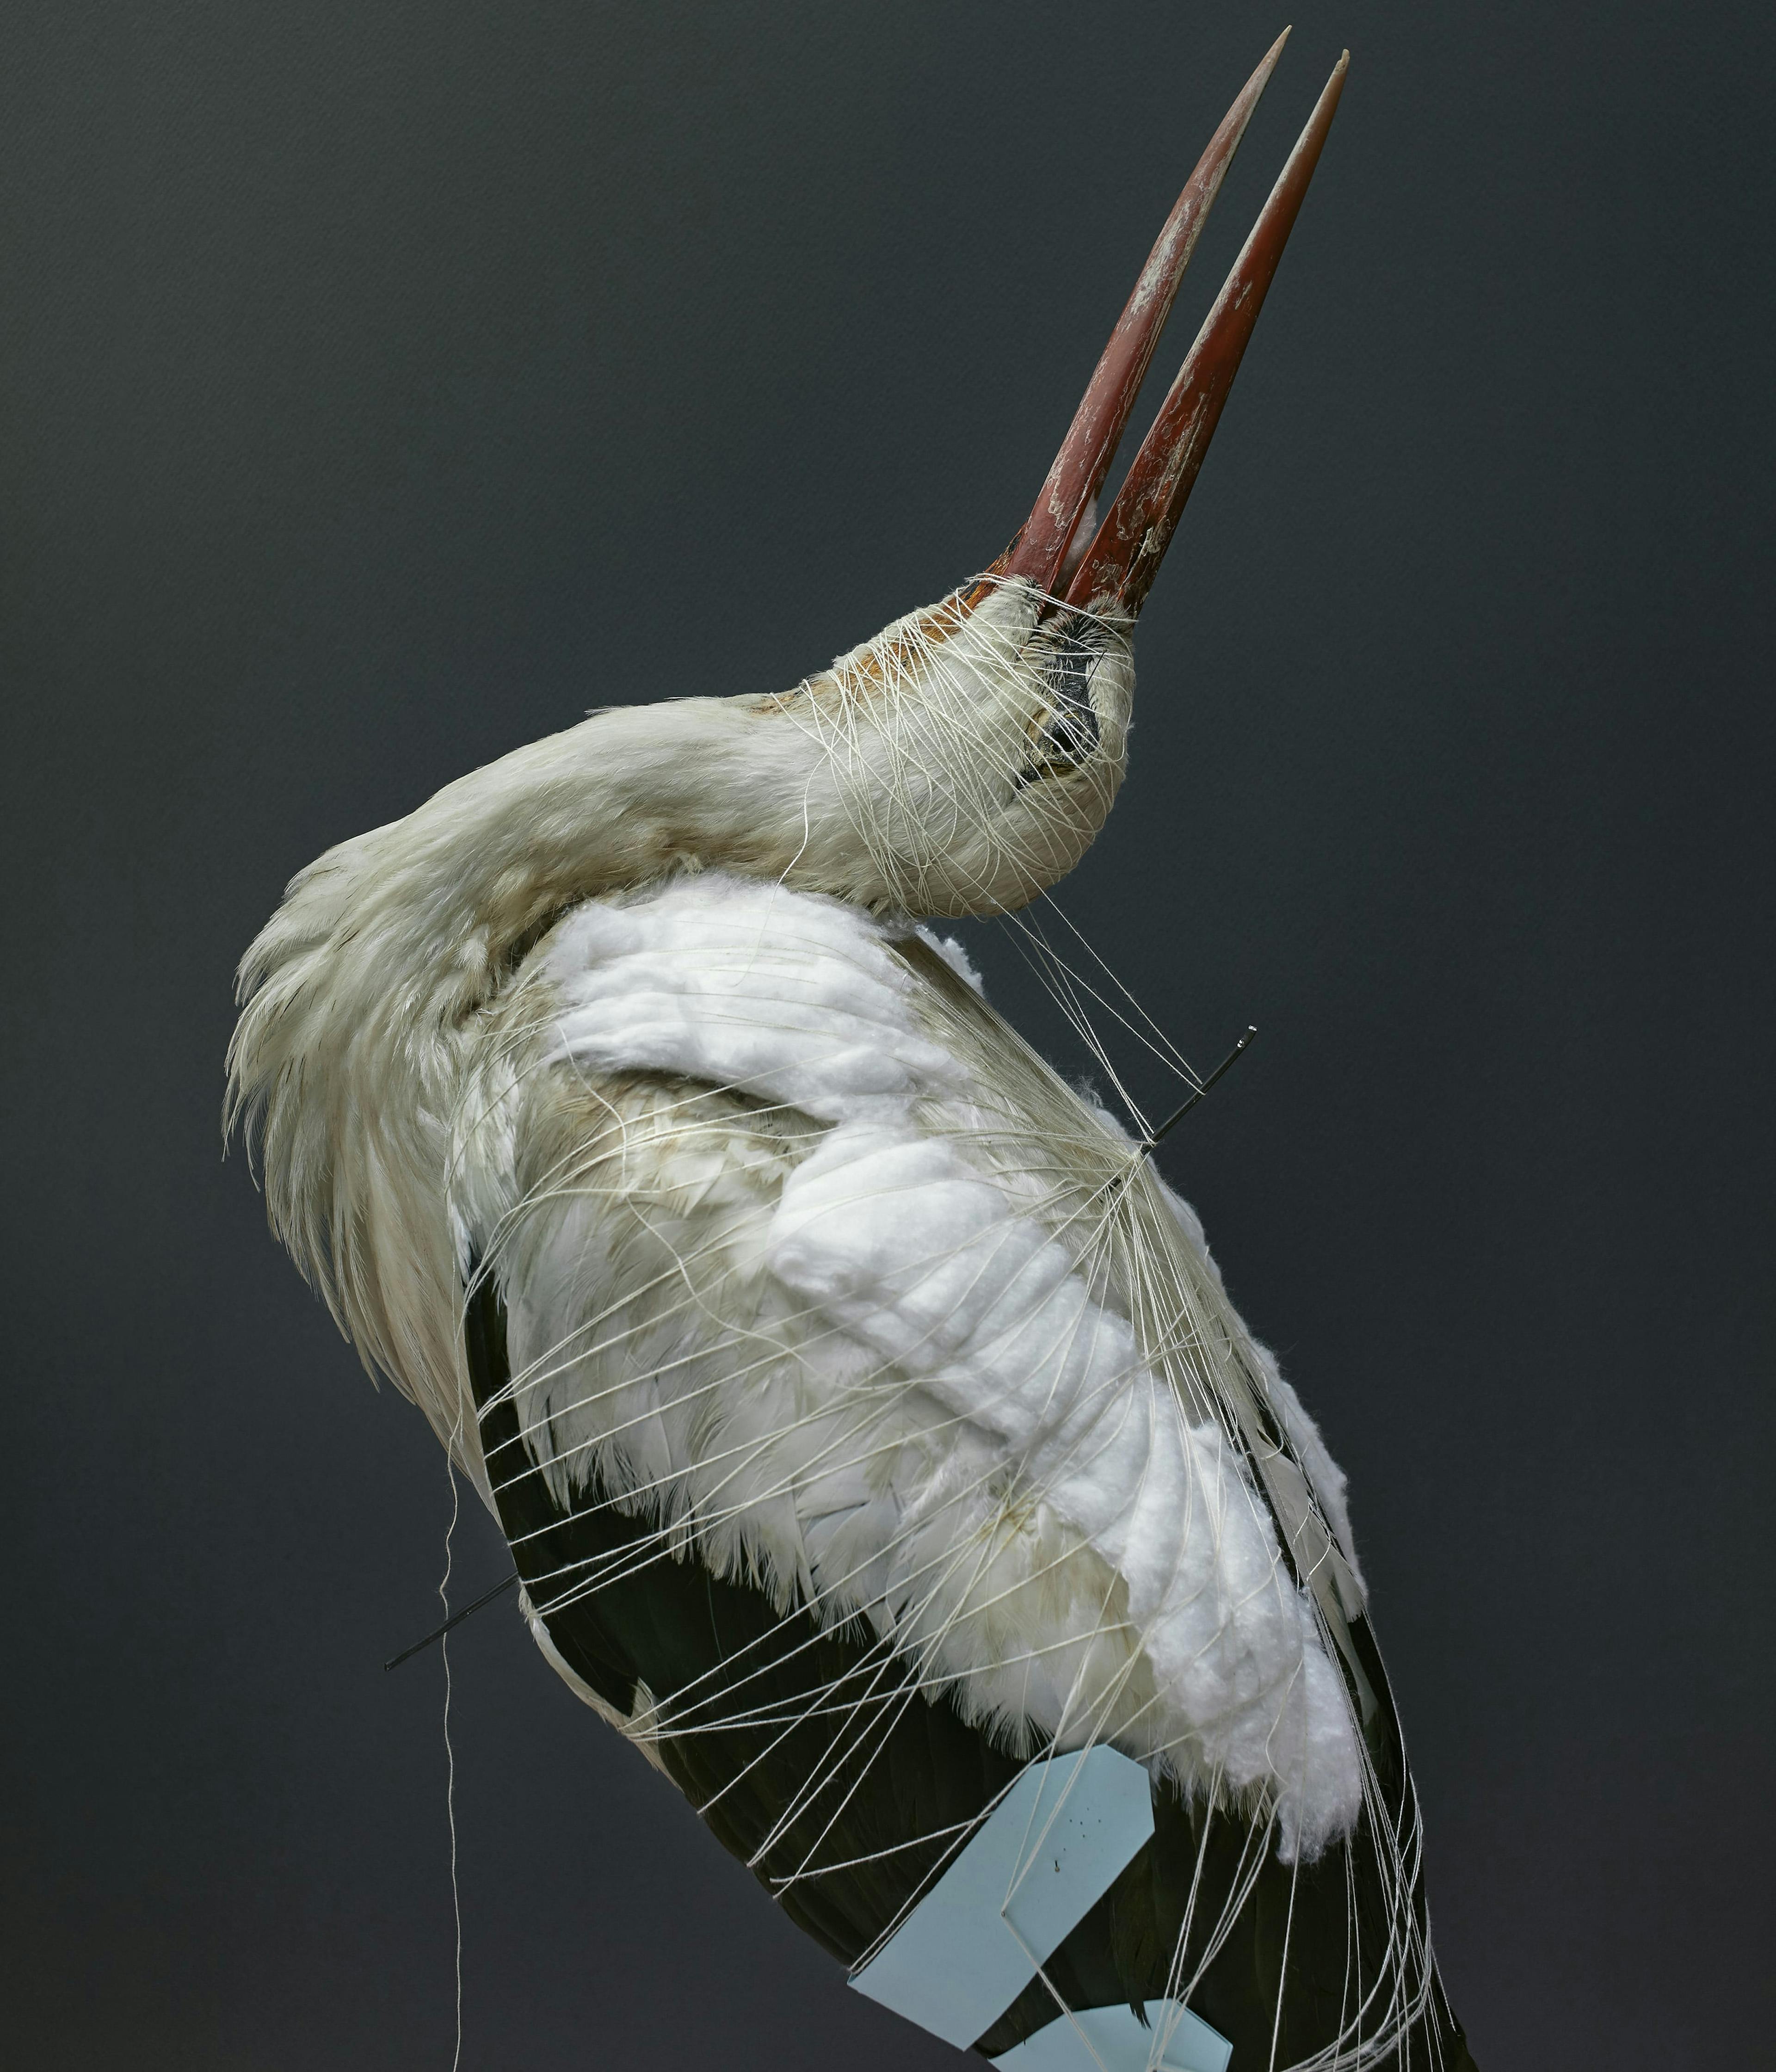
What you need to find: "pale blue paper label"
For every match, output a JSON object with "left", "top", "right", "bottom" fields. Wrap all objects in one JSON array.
[
  {"left": 991, "top": 1999, "right": 1233, "bottom": 2072},
  {"left": 848, "top": 1745, "right": 1156, "bottom": 2049}
]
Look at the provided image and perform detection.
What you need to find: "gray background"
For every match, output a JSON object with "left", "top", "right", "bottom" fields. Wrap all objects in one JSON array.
[{"left": 3, "top": 3, "right": 1770, "bottom": 2066}]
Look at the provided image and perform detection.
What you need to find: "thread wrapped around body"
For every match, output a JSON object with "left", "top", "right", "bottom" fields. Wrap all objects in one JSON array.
[
  {"left": 226, "top": 39, "right": 1480, "bottom": 2061},
  {"left": 466, "top": 873, "right": 1364, "bottom": 1857}
]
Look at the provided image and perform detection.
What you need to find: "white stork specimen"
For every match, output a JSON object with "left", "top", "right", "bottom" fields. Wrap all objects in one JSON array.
[{"left": 229, "top": 35, "right": 1477, "bottom": 2072}]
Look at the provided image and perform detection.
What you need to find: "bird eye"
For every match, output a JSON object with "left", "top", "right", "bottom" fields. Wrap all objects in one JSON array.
[{"left": 1015, "top": 622, "right": 1103, "bottom": 786}]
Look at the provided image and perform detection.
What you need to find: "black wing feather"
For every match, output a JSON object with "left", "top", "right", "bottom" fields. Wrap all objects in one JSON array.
[{"left": 464, "top": 1270, "right": 1475, "bottom": 2066}]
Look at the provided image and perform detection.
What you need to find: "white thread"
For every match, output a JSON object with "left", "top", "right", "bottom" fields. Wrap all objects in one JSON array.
[
  {"left": 440, "top": 1451, "right": 464, "bottom": 2072},
  {"left": 230, "top": 566, "right": 1445, "bottom": 2067}
]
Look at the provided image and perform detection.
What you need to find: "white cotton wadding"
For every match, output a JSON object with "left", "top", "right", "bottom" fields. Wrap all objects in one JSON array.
[
  {"left": 916, "top": 925, "right": 986, "bottom": 993},
  {"left": 510, "top": 872, "right": 1364, "bottom": 1860},
  {"left": 1147, "top": 1168, "right": 1366, "bottom": 1596},
  {"left": 541, "top": 879, "right": 969, "bottom": 1122}
]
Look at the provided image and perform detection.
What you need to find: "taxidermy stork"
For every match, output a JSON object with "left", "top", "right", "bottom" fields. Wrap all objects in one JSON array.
[{"left": 229, "top": 34, "right": 1477, "bottom": 2072}]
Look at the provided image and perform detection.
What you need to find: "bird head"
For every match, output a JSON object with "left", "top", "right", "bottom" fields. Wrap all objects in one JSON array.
[
  {"left": 240, "top": 37, "right": 1344, "bottom": 1036},
  {"left": 672, "top": 32, "right": 1346, "bottom": 920},
  {"left": 228, "top": 38, "right": 1344, "bottom": 1429}
]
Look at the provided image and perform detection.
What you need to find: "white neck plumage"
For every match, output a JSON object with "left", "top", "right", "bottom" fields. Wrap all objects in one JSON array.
[{"left": 225, "top": 578, "right": 1132, "bottom": 1464}]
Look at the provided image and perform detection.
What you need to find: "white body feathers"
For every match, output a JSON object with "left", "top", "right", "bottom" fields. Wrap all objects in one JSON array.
[
  {"left": 228, "top": 579, "right": 1371, "bottom": 1864},
  {"left": 456, "top": 873, "right": 1365, "bottom": 1859}
]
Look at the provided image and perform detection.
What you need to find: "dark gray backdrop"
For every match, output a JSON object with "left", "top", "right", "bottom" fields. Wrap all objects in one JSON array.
[{"left": 3, "top": 3, "right": 1770, "bottom": 2066}]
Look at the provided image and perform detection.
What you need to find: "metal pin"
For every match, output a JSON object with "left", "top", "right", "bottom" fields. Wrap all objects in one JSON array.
[
  {"left": 1143, "top": 1026, "right": 1258, "bottom": 1150},
  {"left": 383, "top": 1570, "right": 520, "bottom": 1671}
]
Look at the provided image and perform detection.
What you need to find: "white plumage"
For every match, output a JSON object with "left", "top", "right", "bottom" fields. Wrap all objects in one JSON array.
[
  {"left": 459, "top": 870, "right": 1363, "bottom": 1858},
  {"left": 228, "top": 44, "right": 1479, "bottom": 2063}
]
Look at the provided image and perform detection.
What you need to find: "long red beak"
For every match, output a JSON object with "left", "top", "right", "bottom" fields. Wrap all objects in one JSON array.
[{"left": 995, "top": 40, "right": 1349, "bottom": 618}]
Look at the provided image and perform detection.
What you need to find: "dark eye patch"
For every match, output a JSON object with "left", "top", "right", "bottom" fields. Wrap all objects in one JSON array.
[{"left": 1015, "top": 623, "right": 1103, "bottom": 787}]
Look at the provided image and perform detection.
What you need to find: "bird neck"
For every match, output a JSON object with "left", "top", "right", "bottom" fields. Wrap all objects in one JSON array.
[
  {"left": 226, "top": 697, "right": 859, "bottom": 1462},
  {"left": 227, "top": 579, "right": 1132, "bottom": 1449}
]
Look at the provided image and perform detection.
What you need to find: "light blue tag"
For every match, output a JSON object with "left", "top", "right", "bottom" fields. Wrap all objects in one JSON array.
[
  {"left": 990, "top": 2000, "right": 1232, "bottom": 2072},
  {"left": 848, "top": 1745, "right": 1155, "bottom": 2049}
]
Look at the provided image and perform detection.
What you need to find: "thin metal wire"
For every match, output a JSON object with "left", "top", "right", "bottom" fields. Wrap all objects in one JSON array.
[
  {"left": 1143, "top": 1026, "right": 1259, "bottom": 1150},
  {"left": 384, "top": 1571, "right": 519, "bottom": 1671}
]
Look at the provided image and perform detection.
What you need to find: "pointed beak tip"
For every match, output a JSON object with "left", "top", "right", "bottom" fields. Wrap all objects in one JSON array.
[
  {"left": 997, "top": 35, "right": 1351, "bottom": 620},
  {"left": 1059, "top": 38, "right": 1351, "bottom": 618},
  {"left": 994, "top": 35, "right": 1293, "bottom": 602}
]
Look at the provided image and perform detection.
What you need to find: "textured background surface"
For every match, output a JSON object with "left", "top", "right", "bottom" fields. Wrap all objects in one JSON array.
[{"left": 3, "top": 3, "right": 1770, "bottom": 2066}]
